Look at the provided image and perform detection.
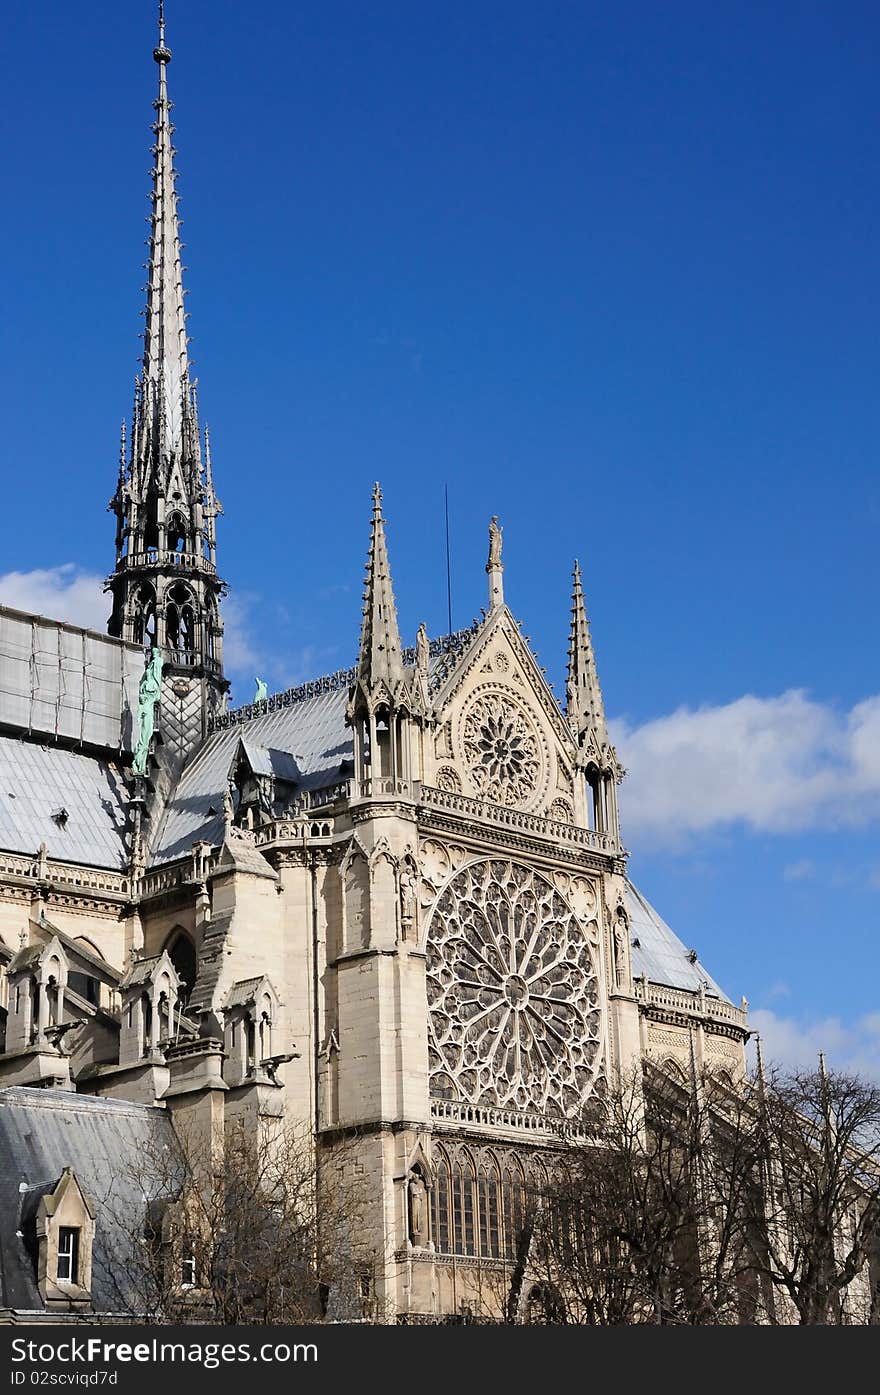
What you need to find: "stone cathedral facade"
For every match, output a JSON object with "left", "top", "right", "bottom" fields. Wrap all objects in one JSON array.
[{"left": 0, "top": 16, "right": 749, "bottom": 1322}]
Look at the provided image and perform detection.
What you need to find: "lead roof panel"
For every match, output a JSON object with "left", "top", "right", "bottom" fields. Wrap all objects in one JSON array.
[
  {"left": 0, "top": 1088, "right": 180, "bottom": 1312},
  {"left": 625, "top": 880, "right": 732, "bottom": 1003},
  {"left": 153, "top": 685, "right": 352, "bottom": 864},
  {"left": 0, "top": 736, "right": 129, "bottom": 870}
]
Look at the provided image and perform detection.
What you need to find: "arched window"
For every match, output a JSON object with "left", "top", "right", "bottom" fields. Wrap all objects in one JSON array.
[
  {"left": 167, "top": 513, "right": 187, "bottom": 553},
  {"left": 585, "top": 763, "right": 604, "bottom": 832},
  {"left": 166, "top": 931, "right": 196, "bottom": 1004},
  {"left": 165, "top": 583, "right": 197, "bottom": 658},
  {"left": 432, "top": 1146, "right": 533, "bottom": 1261},
  {"left": 503, "top": 1160, "right": 528, "bottom": 1260},
  {"left": 132, "top": 585, "right": 156, "bottom": 647},
  {"left": 205, "top": 598, "right": 217, "bottom": 660},
  {"left": 452, "top": 1153, "right": 477, "bottom": 1257},
  {"left": 432, "top": 1150, "right": 452, "bottom": 1256},
  {"left": 478, "top": 1157, "right": 502, "bottom": 1259}
]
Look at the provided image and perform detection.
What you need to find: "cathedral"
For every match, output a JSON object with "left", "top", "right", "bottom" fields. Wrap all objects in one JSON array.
[{"left": 0, "top": 12, "right": 750, "bottom": 1322}]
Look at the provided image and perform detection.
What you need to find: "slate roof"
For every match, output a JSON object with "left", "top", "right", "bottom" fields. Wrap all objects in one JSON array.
[
  {"left": 0, "top": 736, "right": 129, "bottom": 870},
  {"left": 0, "top": 1087, "right": 180, "bottom": 1315},
  {"left": 625, "top": 880, "right": 732, "bottom": 1003}
]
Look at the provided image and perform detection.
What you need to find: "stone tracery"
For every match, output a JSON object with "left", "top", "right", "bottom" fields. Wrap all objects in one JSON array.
[
  {"left": 426, "top": 858, "right": 602, "bottom": 1117},
  {"left": 459, "top": 689, "right": 545, "bottom": 809}
]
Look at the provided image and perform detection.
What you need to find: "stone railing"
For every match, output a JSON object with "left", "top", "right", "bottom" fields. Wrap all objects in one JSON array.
[
  {"left": 254, "top": 817, "right": 334, "bottom": 846},
  {"left": 160, "top": 650, "right": 223, "bottom": 676},
  {"left": 118, "top": 550, "right": 216, "bottom": 576},
  {"left": 0, "top": 850, "right": 129, "bottom": 897},
  {"left": 634, "top": 978, "right": 749, "bottom": 1031},
  {"left": 138, "top": 855, "right": 218, "bottom": 900},
  {"left": 431, "top": 1097, "right": 590, "bottom": 1142},
  {"left": 418, "top": 785, "right": 618, "bottom": 854},
  {"left": 357, "top": 777, "right": 412, "bottom": 799}
]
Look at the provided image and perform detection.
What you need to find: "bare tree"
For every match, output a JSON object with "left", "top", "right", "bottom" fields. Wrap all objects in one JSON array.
[
  {"left": 526, "top": 1068, "right": 751, "bottom": 1324},
  {"left": 91, "top": 1117, "right": 374, "bottom": 1324},
  {"left": 748, "top": 1063, "right": 880, "bottom": 1325},
  {"left": 525, "top": 1068, "right": 761, "bottom": 1324},
  {"left": 527, "top": 1061, "right": 880, "bottom": 1327}
]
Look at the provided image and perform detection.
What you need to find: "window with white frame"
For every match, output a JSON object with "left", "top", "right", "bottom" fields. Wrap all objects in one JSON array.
[{"left": 56, "top": 1227, "right": 80, "bottom": 1283}]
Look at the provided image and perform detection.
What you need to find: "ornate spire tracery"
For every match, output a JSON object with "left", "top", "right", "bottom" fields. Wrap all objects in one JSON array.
[{"left": 107, "top": 5, "right": 226, "bottom": 726}]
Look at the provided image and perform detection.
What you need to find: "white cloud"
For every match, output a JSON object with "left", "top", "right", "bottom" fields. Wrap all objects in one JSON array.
[
  {"left": 765, "top": 981, "right": 791, "bottom": 1001},
  {"left": 221, "top": 593, "right": 263, "bottom": 679},
  {"left": 783, "top": 859, "right": 815, "bottom": 882},
  {"left": 0, "top": 564, "right": 108, "bottom": 632},
  {"left": 749, "top": 1007, "right": 880, "bottom": 1082},
  {"left": 612, "top": 690, "right": 880, "bottom": 845},
  {"left": 0, "top": 566, "right": 335, "bottom": 704}
]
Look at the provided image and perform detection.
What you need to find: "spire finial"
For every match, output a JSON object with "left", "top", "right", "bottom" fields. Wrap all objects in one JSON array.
[{"left": 155, "top": 1, "right": 171, "bottom": 63}]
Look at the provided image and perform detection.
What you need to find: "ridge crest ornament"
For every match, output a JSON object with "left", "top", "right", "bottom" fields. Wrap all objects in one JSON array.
[
  {"left": 426, "top": 858, "right": 602, "bottom": 1117},
  {"left": 459, "top": 687, "right": 546, "bottom": 809}
]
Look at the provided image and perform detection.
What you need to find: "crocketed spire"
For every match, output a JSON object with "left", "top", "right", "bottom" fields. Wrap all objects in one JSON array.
[
  {"left": 107, "top": 3, "right": 227, "bottom": 737},
  {"left": 566, "top": 560, "right": 609, "bottom": 751},
  {"left": 356, "top": 483, "right": 406, "bottom": 692},
  {"left": 141, "top": 0, "right": 190, "bottom": 459}
]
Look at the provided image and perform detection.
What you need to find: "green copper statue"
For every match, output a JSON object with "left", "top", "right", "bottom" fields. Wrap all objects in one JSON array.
[
  {"left": 253, "top": 677, "right": 268, "bottom": 705},
  {"left": 133, "top": 647, "right": 163, "bottom": 776}
]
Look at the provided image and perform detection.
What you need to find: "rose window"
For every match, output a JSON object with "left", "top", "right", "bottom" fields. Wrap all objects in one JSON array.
[
  {"left": 460, "top": 691, "right": 543, "bottom": 808},
  {"left": 426, "top": 859, "right": 602, "bottom": 1117}
]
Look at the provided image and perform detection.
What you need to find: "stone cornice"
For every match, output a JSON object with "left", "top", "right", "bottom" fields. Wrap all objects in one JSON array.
[
  {"left": 642, "top": 1004, "right": 749, "bottom": 1043},
  {"left": 417, "top": 805, "right": 617, "bottom": 876}
]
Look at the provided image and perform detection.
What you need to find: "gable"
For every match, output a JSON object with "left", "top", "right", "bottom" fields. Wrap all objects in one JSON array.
[{"left": 427, "top": 608, "right": 579, "bottom": 819}]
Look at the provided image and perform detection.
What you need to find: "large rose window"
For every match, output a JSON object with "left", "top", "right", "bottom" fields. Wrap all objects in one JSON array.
[
  {"left": 426, "top": 859, "right": 602, "bottom": 1118},
  {"left": 460, "top": 690, "right": 544, "bottom": 808}
]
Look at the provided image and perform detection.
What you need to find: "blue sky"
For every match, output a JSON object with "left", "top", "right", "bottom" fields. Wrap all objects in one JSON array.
[{"left": 2, "top": 2, "right": 878, "bottom": 1074}]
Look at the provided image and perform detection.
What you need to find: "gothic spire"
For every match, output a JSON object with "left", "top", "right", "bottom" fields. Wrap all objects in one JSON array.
[
  {"left": 107, "top": 3, "right": 227, "bottom": 739},
  {"left": 356, "top": 483, "right": 406, "bottom": 693},
  {"left": 143, "top": 1, "right": 190, "bottom": 459},
  {"left": 566, "top": 560, "right": 609, "bottom": 750}
]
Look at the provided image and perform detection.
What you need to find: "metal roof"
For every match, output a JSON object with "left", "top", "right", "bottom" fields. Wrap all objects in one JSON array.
[
  {"left": 153, "top": 625, "right": 485, "bottom": 865},
  {"left": 0, "top": 605, "right": 143, "bottom": 756},
  {"left": 0, "top": 1087, "right": 180, "bottom": 1314},
  {"left": 0, "top": 736, "right": 129, "bottom": 870},
  {"left": 239, "top": 738, "right": 301, "bottom": 783},
  {"left": 625, "top": 880, "right": 732, "bottom": 1003},
  {"left": 153, "top": 685, "right": 352, "bottom": 863}
]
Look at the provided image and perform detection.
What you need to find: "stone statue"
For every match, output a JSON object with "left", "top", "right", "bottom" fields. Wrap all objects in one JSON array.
[
  {"left": 253, "top": 677, "right": 268, "bottom": 705},
  {"left": 408, "top": 1170, "right": 428, "bottom": 1248},
  {"left": 415, "top": 623, "right": 429, "bottom": 677},
  {"left": 613, "top": 915, "right": 627, "bottom": 989},
  {"left": 487, "top": 515, "right": 503, "bottom": 569},
  {"left": 399, "top": 864, "right": 417, "bottom": 937},
  {"left": 223, "top": 781, "right": 235, "bottom": 824},
  {"left": 132, "top": 648, "right": 163, "bottom": 776}
]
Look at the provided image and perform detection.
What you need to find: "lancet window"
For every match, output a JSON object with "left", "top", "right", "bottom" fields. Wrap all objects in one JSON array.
[{"left": 430, "top": 1144, "right": 541, "bottom": 1261}]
